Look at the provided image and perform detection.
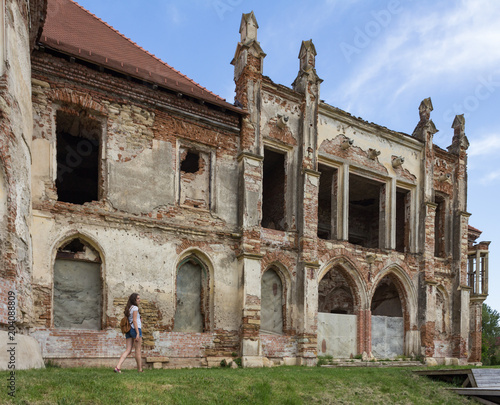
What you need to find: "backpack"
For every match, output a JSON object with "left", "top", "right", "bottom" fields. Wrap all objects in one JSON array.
[{"left": 120, "top": 316, "right": 131, "bottom": 333}]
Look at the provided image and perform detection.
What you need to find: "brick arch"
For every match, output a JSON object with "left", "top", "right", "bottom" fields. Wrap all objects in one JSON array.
[
  {"left": 370, "top": 265, "right": 417, "bottom": 327},
  {"left": 49, "top": 89, "right": 107, "bottom": 115},
  {"left": 51, "top": 231, "right": 105, "bottom": 266},
  {"left": 318, "top": 257, "right": 368, "bottom": 311}
]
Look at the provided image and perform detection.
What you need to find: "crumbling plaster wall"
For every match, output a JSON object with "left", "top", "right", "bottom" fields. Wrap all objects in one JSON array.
[
  {"left": 0, "top": 0, "right": 36, "bottom": 326},
  {"left": 30, "top": 215, "right": 241, "bottom": 353}
]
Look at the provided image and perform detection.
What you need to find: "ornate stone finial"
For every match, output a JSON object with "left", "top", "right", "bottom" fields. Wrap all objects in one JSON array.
[
  {"left": 240, "top": 11, "right": 259, "bottom": 43},
  {"left": 232, "top": 12, "right": 266, "bottom": 81},
  {"left": 298, "top": 39, "right": 317, "bottom": 73},
  {"left": 449, "top": 114, "right": 469, "bottom": 154},
  {"left": 412, "top": 97, "right": 438, "bottom": 141},
  {"left": 292, "top": 39, "right": 322, "bottom": 93},
  {"left": 419, "top": 97, "right": 433, "bottom": 121}
]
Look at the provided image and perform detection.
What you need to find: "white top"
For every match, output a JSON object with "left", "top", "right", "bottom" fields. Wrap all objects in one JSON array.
[{"left": 128, "top": 305, "right": 142, "bottom": 329}]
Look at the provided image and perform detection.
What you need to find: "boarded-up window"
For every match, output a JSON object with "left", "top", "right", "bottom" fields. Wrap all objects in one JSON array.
[
  {"left": 261, "top": 267, "right": 283, "bottom": 334},
  {"left": 174, "top": 258, "right": 208, "bottom": 332},
  {"left": 56, "top": 110, "right": 101, "bottom": 205},
  {"left": 53, "top": 238, "right": 102, "bottom": 329}
]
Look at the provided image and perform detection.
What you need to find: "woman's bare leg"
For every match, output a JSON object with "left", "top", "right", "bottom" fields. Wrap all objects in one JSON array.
[
  {"left": 116, "top": 338, "right": 133, "bottom": 370},
  {"left": 134, "top": 337, "right": 142, "bottom": 371}
]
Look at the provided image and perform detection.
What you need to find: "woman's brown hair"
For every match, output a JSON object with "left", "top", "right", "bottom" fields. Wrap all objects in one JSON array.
[{"left": 124, "top": 293, "right": 139, "bottom": 317}]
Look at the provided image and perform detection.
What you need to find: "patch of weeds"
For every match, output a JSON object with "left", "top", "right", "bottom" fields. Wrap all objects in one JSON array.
[
  {"left": 45, "top": 360, "right": 61, "bottom": 368},
  {"left": 317, "top": 355, "right": 333, "bottom": 366},
  {"left": 234, "top": 357, "right": 242, "bottom": 367},
  {"left": 220, "top": 359, "right": 228, "bottom": 367},
  {"left": 353, "top": 354, "right": 362, "bottom": 360}
]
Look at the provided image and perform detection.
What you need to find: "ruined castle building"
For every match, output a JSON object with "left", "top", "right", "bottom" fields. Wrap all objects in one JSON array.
[{"left": 0, "top": 0, "right": 490, "bottom": 368}]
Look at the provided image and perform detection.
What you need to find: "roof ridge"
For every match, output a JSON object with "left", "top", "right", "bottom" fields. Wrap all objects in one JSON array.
[{"left": 68, "top": 0, "right": 225, "bottom": 101}]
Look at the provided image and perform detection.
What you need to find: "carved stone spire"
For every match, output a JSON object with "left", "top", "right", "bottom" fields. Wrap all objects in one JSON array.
[
  {"left": 292, "top": 40, "right": 322, "bottom": 93},
  {"left": 231, "top": 11, "right": 266, "bottom": 81},
  {"left": 449, "top": 114, "right": 469, "bottom": 154},
  {"left": 412, "top": 97, "right": 438, "bottom": 141}
]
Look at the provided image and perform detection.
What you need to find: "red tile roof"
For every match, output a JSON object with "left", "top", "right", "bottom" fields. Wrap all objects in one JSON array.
[{"left": 40, "top": 0, "right": 241, "bottom": 112}]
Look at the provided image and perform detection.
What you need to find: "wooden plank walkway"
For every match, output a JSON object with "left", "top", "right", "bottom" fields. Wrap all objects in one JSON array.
[{"left": 415, "top": 368, "right": 500, "bottom": 404}]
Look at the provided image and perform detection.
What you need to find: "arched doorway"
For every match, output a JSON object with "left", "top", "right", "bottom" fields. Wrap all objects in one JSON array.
[
  {"left": 317, "top": 266, "right": 357, "bottom": 358},
  {"left": 53, "top": 237, "right": 102, "bottom": 329},
  {"left": 370, "top": 275, "right": 404, "bottom": 358}
]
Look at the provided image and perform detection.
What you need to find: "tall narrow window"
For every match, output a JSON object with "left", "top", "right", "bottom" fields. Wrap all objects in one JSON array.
[
  {"left": 262, "top": 148, "right": 286, "bottom": 230},
  {"left": 261, "top": 267, "right": 283, "bottom": 334},
  {"left": 318, "top": 164, "right": 338, "bottom": 240},
  {"left": 54, "top": 238, "right": 102, "bottom": 329},
  {"left": 395, "top": 188, "right": 410, "bottom": 253},
  {"left": 174, "top": 257, "right": 208, "bottom": 333},
  {"left": 434, "top": 195, "right": 446, "bottom": 257},
  {"left": 56, "top": 110, "right": 101, "bottom": 204},
  {"left": 348, "top": 174, "right": 384, "bottom": 248}
]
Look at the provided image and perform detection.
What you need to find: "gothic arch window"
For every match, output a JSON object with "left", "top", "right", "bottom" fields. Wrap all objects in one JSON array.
[
  {"left": 173, "top": 256, "right": 209, "bottom": 333},
  {"left": 261, "top": 266, "right": 283, "bottom": 334},
  {"left": 318, "top": 267, "right": 356, "bottom": 315},
  {"left": 53, "top": 237, "right": 102, "bottom": 329}
]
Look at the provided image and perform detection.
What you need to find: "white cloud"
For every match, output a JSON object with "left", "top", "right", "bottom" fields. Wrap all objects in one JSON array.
[
  {"left": 469, "top": 134, "right": 500, "bottom": 156},
  {"left": 333, "top": 0, "right": 500, "bottom": 111},
  {"left": 480, "top": 169, "right": 500, "bottom": 185}
]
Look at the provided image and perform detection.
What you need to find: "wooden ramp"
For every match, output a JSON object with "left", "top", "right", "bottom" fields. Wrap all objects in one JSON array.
[{"left": 415, "top": 368, "right": 500, "bottom": 404}]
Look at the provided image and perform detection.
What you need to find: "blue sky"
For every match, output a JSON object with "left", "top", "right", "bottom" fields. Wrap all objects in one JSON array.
[{"left": 75, "top": 0, "right": 499, "bottom": 310}]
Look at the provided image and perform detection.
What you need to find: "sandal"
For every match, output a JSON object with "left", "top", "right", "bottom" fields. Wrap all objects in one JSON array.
[{"left": 114, "top": 367, "right": 121, "bottom": 373}]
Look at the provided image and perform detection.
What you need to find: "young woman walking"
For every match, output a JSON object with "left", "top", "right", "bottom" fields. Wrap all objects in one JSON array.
[{"left": 114, "top": 293, "right": 143, "bottom": 373}]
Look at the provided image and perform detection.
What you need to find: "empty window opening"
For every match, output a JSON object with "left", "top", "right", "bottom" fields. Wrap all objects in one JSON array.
[
  {"left": 56, "top": 110, "right": 101, "bottom": 205},
  {"left": 180, "top": 151, "right": 200, "bottom": 173},
  {"left": 371, "top": 276, "right": 402, "bottom": 317},
  {"left": 262, "top": 148, "right": 286, "bottom": 231},
  {"left": 261, "top": 267, "right": 283, "bottom": 334},
  {"left": 348, "top": 174, "right": 384, "bottom": 248},
  {"left": 318, "top": 267, "right": 354, "bottom": 315},
  {"left": 53, "top": 238, "right": 102, "bottom": 329},
  {"left": 395, "top": 188, "right": 410, "bottom": 253},
  {"left": 318, "top": 164, "right": 338, "bottom": 240},
  {"left": 434, "top": 195, "right": 446, "bottom": 258},
  {"left": 174, "top": 258, "right": 208, "bottom": 333}
]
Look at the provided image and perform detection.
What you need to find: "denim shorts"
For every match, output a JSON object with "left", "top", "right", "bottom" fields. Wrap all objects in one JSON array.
[{"left": 125, "top": 328, "right": 142, "bottom": 339}]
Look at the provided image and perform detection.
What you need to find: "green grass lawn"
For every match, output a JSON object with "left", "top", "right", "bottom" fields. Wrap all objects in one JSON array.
[{"left": 2, "top": 365, "right": 476, "bottom": 404}]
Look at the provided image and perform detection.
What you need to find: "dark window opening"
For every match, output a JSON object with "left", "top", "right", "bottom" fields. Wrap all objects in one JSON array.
[
  {"left": 395, "top": 188, "right": 410, "bottom": 253},
  {"left": 318, "top": 164, "right": 338, "bottom": 240},
  {"left": 180, "top": 151, "right": 200, "bottom": 173},
  {"left": 61, "top": 239, "right": 85, "bottom": 253},
  {"left": 262, "top": 148, "right": 286, "bottom": 231},
  {"left": 56, "top": 110, "right": 100, "bottom": 205},
  {"left": 318, "top": 267, "right": 354, "bottom": 315},
  {"left": 371, "top": 276, "right": 402, "bottom": 317},
  {"left": 434, "top": 195, "right": 446, "bottom": 258},
  {"left": 348, "top": 174, "right": 384, "bottom": 248}
]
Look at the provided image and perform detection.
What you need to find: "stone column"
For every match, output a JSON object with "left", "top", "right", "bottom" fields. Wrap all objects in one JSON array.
[{"left": 238, "top": 254, "right": 264, "bottom": 368}]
